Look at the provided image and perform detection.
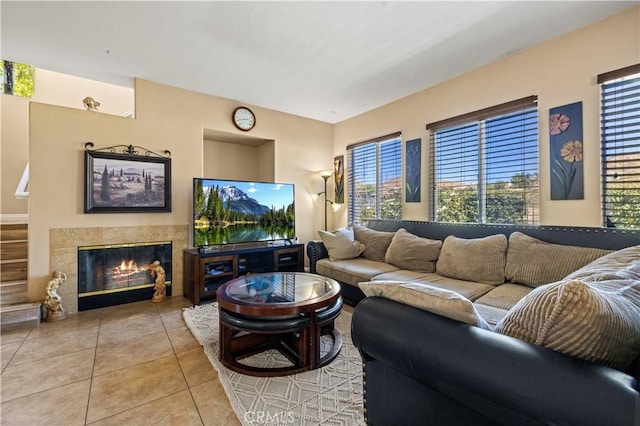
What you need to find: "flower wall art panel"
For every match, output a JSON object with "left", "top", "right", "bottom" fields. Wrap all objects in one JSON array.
[
  {"left": 406, "top": 138, "right": 421, "bottom": 202},
  {"left": 334, "top": 155, "right": 344, "bottom": 204},
  {"left": 549, "top": 101, "right": 584, "bottom": 200}
]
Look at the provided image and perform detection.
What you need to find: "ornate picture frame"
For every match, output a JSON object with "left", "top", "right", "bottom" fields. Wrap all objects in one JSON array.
[{"left": 84, "top": 143, "right": 172, "bottom": 213}]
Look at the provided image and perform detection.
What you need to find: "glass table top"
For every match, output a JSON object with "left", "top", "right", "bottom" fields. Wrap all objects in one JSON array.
[{"left": 222, "top": 272, "right": 338, "bottom": 305}]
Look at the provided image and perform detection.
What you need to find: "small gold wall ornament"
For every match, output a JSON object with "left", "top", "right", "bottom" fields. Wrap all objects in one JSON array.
[
  {"left": 150, "top": 260, "right": 167, "bottom": 303},
  {"left": 43, "top": 271, "right": 68, "bottom": 321},
  {"left": 83, "top": 97, "right": 100, "bottom": 111}
]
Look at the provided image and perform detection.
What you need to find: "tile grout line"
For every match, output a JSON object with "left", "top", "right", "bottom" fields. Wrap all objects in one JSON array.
[
  {"left": 163, "top": 304, "right": 207, "bottom": 425},
  {"left": 0, "top": 326, "right": 33, "bottom": 374},
  {"left": 84, "top": 310, "right": 103, "bottom": 426}
]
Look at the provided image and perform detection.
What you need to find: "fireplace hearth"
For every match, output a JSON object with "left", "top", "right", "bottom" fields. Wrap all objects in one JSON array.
[{"left": 78, "top": 241, "right": 172, "bottom": 311}]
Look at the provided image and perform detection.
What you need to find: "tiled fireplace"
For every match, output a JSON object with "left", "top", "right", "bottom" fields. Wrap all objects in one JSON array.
[{"left": 50, "top": 225, "right": 188, "bottom": 314}]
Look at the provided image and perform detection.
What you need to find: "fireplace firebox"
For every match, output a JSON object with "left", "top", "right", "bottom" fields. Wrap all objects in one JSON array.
[{"left": 78, "top": 241, "right": 172, "bottom": 311}]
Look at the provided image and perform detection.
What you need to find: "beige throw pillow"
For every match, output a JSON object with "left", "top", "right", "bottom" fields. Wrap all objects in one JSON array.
[
  {"left": 505, "top": 232, "right": 612, "bottom": 287},
  {"left": 436, "top": 234, "right": 507, "bottom": 285},
  {"left": 353, "top": 224, "right": 395, "bottom": 261},
  {"left": 318, "top": 227, "right": 365, "bottom": 260},
  {"left": 495, "top": 279, "right": 640, "bottom": 371},
  {"left": 359, "top": 280, "right": 491, "bottom": 329},
  {"left": 384, "top": 228, "right": 442, "bottom": 272},
  {"left": 564, "top": 245, "right": 640, "bottom": 282}
]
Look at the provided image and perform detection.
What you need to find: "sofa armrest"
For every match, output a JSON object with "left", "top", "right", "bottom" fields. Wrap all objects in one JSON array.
[
  {"left": 352, "top": 297, "right": 640, "bottom": 426},
  {"left": 306, "top": 240, "right": 328, "bottom": 274}
]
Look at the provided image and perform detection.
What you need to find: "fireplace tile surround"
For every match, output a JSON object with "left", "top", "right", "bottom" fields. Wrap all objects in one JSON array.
[{"left": 50, "top": 225, "right": 188, "bottom": 314}]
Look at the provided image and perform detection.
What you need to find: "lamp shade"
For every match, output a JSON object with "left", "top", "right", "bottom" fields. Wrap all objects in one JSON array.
[{"left": 319, "top": 170, "right": 333, "bottom": 179}]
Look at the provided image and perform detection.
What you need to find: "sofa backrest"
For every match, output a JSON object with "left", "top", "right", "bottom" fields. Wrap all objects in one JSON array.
[{"left": 364, "top": 220, "right": 640, "bottom": 251}]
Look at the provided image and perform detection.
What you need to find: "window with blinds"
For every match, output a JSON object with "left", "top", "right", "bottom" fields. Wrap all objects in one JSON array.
[
  {"left": 427, "top": 96, "right": 539, "bottom": 224},
  {"left": 599, "top": 64, "right": 640, "bottom": 229},
  {"left": 347, "top": 133, "right": 402, "bottom": 225}
]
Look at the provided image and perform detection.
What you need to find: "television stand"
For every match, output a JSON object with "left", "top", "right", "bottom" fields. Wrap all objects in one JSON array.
[{"left": 183, "top": 243, "right": 304, "bottom": 305}]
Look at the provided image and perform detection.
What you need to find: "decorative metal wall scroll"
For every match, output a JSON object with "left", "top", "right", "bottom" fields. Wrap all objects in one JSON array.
[{"left": 84, "top": 142, "right": 172, "bottom": 213}]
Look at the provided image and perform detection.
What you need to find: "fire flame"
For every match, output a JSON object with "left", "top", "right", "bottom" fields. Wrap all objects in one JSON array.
[
  {"left": 113, "top": 259, "right": 149, "bottom": 277},
  {"left": 120, "top": 259, "right": 138, "bottom": 272}
]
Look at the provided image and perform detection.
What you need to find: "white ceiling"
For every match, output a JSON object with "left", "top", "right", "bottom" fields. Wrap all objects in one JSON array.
[{"left": 1, "top": 1, "right": 637, "bottom": 124}]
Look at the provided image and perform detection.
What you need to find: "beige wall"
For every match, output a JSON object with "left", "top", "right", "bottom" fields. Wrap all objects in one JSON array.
[
  {"left": 34, "top": 68, "right": 134, "bottom": 117},
  {"left": 1, "top": 67, "right": 134, "bottom": 216},
  {"left": 1, "top": 94, "right": 30, "bottom": 215},
  {"left": 333, "top": 6, "right": 640, "bottom": 228},
  {"left": 203, "top": 140, "right": 262, "bottom": 180},
  {"left": 28, "top": 79, "right": 333, "bottom": 300}
]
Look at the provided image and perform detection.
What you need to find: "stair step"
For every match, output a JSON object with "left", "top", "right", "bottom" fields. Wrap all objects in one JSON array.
[
  {"left": 0, "top": 224, "right": 28, "bottom": 241},
  {"left": 1, "top": 302, "right": 41, "bottom": 331},
  {"left": 0, "top": 260, "right": 28, "bottom": 282},
  {"left": 0, "top": 280, "right": 28, "bottom": 305},
  {"left": 1, "top": 240, "right": 28, "bottom": 260}
]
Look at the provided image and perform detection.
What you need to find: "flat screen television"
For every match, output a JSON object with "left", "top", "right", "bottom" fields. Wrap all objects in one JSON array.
[{"left": 193, "top": 178, "right": 296, "bottom": 247}]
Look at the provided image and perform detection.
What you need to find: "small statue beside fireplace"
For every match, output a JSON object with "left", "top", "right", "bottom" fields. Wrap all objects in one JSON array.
[
  {"left": 43, "top": 271, "right": 68, "bottom": 322},
  {"left": 150, "top": 260, "right": 167, "bottom": 303}
]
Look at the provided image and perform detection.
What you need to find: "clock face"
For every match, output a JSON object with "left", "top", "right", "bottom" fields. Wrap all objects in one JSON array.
[{"left": 233, "top": 107, "right": 256, "bottom": 131}]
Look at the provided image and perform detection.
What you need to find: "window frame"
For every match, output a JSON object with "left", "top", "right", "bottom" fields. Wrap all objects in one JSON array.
[
  {"left": 1, "top": 60, "right": 35, "bottom": 98},
  {"left": 427, "top": 96, "right": 539, "bottom": 225},
  {"left": 598, "top": 64, "right": 640, "bottom": 229},
  {"left": 347, "top": 132, "right": 402, "bottom": 225}
]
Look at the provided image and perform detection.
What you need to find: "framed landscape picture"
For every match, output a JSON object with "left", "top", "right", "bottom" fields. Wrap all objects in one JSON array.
[{"left": 84, "top": 150, "right": 171, "bottom": 213}]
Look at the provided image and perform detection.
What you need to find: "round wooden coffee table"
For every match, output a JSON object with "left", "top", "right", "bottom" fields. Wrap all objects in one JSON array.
[{"left": 216, "top": 272, "right": 342, "bottom": 376}]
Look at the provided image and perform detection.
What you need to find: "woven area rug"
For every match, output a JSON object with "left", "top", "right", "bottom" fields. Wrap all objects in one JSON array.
[{"left": 183, "top": 303, "right": 364, "bottom": 426}]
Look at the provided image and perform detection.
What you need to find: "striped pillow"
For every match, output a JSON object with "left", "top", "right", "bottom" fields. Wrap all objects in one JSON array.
[
  {"left": 436, "top": 234, "right": 507, "bottom": 285},
  {"left": 564, "top": 245, "right": 640, "bottom": 282},
  {"left": 495, "top": 279, "right": 640, "bottom": 370},
  {"left": 359, "top": 280, "right": 491, "bottom": 329},
  {"left": 384, "top": 228, "right": 442, "bottom": 272},
  {"left": 353, "top": 224, "right": 395, "bottom": 261},
  {"left": 505, "top": 232, "right": 612, "bottom": 288}
]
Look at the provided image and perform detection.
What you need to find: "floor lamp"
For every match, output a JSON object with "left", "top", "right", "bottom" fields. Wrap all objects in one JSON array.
[{"left": 319, "top": 170, "right": 333, "bottom": 231}]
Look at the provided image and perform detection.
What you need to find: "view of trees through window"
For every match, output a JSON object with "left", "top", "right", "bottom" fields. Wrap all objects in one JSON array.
[
  {"left": 600, "top": 69, "right": 640, "bottom": 229},
  {"left": 430, "top": 103, "right": 539, "bottom": 225},
  {"left": 348, "top": 135, "right": 402, "bottom": 225},
  {"left": 1, "top": 60, "right": 35, "bottom": 98},
  {"left": 436, "top": 173, "right": 539, "bottom": 224}
]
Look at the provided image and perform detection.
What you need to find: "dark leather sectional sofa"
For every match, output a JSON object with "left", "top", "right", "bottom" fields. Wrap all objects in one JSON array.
[{"left": 307, "top": 220, "right": 640, "bottom": 425}]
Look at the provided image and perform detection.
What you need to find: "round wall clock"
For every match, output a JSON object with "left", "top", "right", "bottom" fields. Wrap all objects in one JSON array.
[{"left": 232, "top": 106, "right": 256, "bottom": 131}]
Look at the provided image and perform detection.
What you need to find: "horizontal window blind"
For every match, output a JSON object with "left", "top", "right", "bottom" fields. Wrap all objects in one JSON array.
[
  {"left": 348, "top": 135, "right": 402, "bottom": 225},
  {"left": 600, "top": 65, "right": 640, "bottom": 229},
  {"left": 430, "top": 100, "right": 539, "bottom": 224},
  {"left": 427, "top": 96, "right": 537, "bottom": 131}
]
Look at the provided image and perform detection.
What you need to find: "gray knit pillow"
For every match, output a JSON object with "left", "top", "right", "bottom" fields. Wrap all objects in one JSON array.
[
  {"left": 505, "top": 232, "right": 612, "bottom": 288},
  {"left": 495, "top": 279, "right": 640, "bottom": 370},
  {"left": 436, "top": 234, "right": 507, "bottom": 285}
]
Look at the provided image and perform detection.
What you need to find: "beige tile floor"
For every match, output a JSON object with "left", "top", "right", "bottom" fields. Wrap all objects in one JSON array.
[{"left": 0, "top": 297, "right": 240, "bottom": 426}]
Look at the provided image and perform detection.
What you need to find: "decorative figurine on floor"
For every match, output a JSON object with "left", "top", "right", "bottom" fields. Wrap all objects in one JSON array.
[
  {"left": 43, "top": 271, "right": 68, "bottom": 322},
  {"left": 150, "top": 260, "right": 167, "bottom": 303}
]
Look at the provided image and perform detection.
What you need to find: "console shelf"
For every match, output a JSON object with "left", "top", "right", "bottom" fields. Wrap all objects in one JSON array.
[{"left": 183, "top": 243, "right": 304, "bottom": 305}]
